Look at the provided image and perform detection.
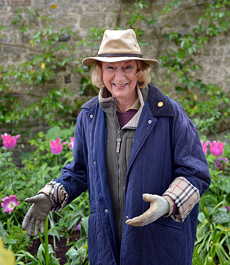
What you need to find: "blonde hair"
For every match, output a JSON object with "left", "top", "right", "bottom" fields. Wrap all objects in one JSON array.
[{"left": 91, "top": 60, "right": 151, "bottom": 89}]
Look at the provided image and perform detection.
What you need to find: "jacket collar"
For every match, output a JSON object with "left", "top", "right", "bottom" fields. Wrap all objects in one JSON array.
[{"left": 147, "top": 84, "right": 175, "bottom": 117}]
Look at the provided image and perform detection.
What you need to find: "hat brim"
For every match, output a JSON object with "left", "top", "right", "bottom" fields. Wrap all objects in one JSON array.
[{"left": 82, "top": 56, "right": 158, "bottom": 66}]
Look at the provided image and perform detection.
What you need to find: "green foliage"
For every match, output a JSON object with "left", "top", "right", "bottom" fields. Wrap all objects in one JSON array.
[
  {"left": 0, "top": 218, "right": 30, "bottom": 254},
  {"left": 0, "top": 7, "right": 99, "bottom": 134},
  {"left": 127, "top": 0, "right": 230, "bottom": 135},
  {"left": 178, "top": 84, "right": 230, "bottom": 135},
  {"left": 65, "top": 216, "right": 89, "bottom": 265},
  {"left": 65, "top": 237, "right": 89, "bottom": 265},
  {"left": 15, "top": 218, "right": 60, "bottom": 265},
  {"left": 193, "top": 136, "right": 230, "bottom": 264},
  {"left": 1, "top": 126, "right": 90, "bottom": 264},
  {"left": 37, "top": 218, "right": 60, "bottom": 265}
]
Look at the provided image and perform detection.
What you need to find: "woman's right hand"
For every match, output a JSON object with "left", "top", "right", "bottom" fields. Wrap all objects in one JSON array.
[{"left": 22, "top": 193, "right": 52, "bottom": 236}]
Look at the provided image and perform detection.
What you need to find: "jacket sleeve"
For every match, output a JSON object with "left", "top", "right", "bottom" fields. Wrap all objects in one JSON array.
[
  {"left": 41, "top": 110, "right": 89, "bottom": 209},
  {"left": 163, "top": 103, "right": 210, "bottom": 222}
]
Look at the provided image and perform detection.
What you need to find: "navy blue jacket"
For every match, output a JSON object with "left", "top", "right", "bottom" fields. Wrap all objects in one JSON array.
[{"left": 56, "top": 85, "right": 210, "bottom": 265}]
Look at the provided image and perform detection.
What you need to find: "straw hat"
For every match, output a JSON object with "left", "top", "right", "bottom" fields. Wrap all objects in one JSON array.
[{"left": 82, "top": 29, "right": 158, "bottom": 66}]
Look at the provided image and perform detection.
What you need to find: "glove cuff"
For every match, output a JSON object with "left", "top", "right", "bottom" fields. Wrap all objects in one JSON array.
[
  {"left": 38, "top": 181, "right": 69, "bottom": 211},
  {"left": 162, "top": 195, "right": 175, "bottom": 216}
]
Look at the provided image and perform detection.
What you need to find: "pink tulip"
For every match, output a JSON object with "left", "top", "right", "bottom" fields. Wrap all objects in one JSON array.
[
  {"left": 215, "top": 157, "right": 228, "bottom": 168},
  {"left": 209, "top": 141, "right": 225, "bottom": 157},
  {"left": 1, "top": 133, "right": 20, "bottom": 149},
  {"left": 74, "top": 219, "right": 82, "bottom": 232},
  {"left": 1, "top": 195, "right": 20, "bottom": 213},
  {"left": 50, "top": 138, "right": 67, "bottom": 154},
  {"left": 200, "top": 140, "right": 210, "bottom": 155},
  {"left": 69, "top": 137, "right": 75, "bottom": 149},
  {"left": 209, "top": 140, "right": 228, "bottom": 168}
]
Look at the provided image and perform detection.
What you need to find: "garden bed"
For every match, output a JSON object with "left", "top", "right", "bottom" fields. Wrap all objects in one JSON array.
[{"left": 28, "top": 231, "right": 80, "bottom": 265}]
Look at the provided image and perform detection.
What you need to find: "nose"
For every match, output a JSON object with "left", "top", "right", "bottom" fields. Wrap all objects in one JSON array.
[{"left": 114, "top": 69, "right": 125, "bottom": 81}]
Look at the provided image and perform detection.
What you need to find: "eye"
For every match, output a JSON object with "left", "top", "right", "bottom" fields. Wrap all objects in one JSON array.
[
  {"left": 106, "top": 66, "right": 114, "bottom": 70},
  {"left": 124, "top": 65, "right": 132, "bottom": 70}
]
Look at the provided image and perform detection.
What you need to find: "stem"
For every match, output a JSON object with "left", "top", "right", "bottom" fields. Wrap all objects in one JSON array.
[
  {"left": 9, "top": 151, "right": 13, "bottom": 190},
  {"left": 45, "top": 217, "right": 50, "bottom": 265}
]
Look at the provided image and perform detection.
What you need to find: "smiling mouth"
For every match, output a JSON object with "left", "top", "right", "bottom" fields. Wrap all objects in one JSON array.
[{"left": 113, "top": 83, "right": 128, "bottom": 87}]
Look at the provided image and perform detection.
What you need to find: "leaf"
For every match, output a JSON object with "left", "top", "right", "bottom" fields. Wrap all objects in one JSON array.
[
  {"left": 214, "top": 242, "right": 230, "bottom": 263},
  {"left": 16, "top": 250, "right": 38, "bottom": 263},
  {"left": 66, "top": 247, "right": 79, "bottom": 260},
  {"left": 80, "top": 217, "right": 89, "bottom": 237},
  {"left": 198, "top": 212, "right": 206, "bottom": 223},
  {"left": 3, "top": 238, "right": 17, "bottom": 244},
  {"left": 212, "top": 212, "right": 230, "bottom": 224}
]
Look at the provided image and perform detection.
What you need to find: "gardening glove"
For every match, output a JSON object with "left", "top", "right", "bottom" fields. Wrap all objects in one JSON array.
[
  {"left": 22, "top": 193, "right": 52, "bottom": 236},
  {"left": 126, "top": 194, "right": 170, "bottom": 227}
]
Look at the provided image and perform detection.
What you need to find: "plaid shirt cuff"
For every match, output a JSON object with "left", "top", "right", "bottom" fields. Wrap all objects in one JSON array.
[
  {"left": 38, "top": 181, "right": 69, "bottom": 211},
  {"left": 163, "top": 177, "right": 200, "bottom": 222}
]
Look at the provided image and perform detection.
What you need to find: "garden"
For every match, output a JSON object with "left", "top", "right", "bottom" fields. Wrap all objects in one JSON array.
[{"left": 0, "top": 1, "right": 230, "bottom": 264}]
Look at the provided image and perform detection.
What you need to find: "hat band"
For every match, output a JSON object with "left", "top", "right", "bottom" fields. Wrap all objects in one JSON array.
[{"left": 98, "top": 53, "right": 142, "bottom": 58}]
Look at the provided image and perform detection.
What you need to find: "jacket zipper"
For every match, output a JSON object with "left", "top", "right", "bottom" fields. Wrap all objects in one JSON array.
[
  {"left": 116, "top": 120, "right": 122, "bottom": 242},
  {"left": 116, "top": 131, "right": 121, "bottom": 153}
]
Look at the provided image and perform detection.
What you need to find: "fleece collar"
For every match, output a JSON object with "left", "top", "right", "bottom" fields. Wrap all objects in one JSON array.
[{"left": 98, "top": 86, "right": 146, "bottom": 128}]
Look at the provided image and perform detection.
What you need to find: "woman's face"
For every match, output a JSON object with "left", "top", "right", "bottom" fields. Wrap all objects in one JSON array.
[{"left": 101, "top": 60, "right": 138, "bottom": 102}]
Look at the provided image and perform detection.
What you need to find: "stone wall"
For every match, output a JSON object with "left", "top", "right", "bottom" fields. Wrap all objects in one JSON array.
[{"left": 1, "top": 0, "right": 229, "bottom": 92}]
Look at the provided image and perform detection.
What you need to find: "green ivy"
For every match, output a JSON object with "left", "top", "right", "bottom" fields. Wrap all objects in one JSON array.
[
  {"left": 0, "top": 8, "right": 100, "bottom": 134},
  {"left": 127, "top": 0, "right": 230, "bottom": 135}
]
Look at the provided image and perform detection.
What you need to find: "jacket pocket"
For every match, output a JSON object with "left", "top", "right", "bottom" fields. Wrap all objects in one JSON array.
[
  {"left": 154, "top": 215, "right": 184, "bottom": 232},
  {"left": 142, "top": 218, "right": 187, "bottom": 265}
]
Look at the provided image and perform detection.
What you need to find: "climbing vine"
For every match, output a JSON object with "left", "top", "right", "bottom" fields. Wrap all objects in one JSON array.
[{"left": 127, "top": 0, "right": 230, "bottom": 135}]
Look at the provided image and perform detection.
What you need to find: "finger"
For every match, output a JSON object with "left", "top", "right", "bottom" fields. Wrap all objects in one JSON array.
[
  {"left": 27, "top": 217, "right": 35, "bottom": 236},
  {"left": 126, "top": 219, "right": 142, "bottom": 226},
  {"left": 40, "top": 220, "right": 45, "bottom": 234},
  {"left": 22, "top": 211, "right": 32, "bottom": 230},
  {"left": 126, "top": 201, "right": 158, "bottom": 226},
  {"left": 34, "top": 219, "right": 40, "bottom": 237},
  {"left": 24, "top": 195, "right": 40, "bottom": 204},
  {"left": 126, "top": 213, "right": 153, "bottom": 227},
  {"left": 142, "top": 193, "right": 155, "bottom": 202},
  {"left": 143, "top": 194, "right": 158, "bottom": 213},
  {"left": 126, "top": 213, "right": 147, "bottom": 226}
]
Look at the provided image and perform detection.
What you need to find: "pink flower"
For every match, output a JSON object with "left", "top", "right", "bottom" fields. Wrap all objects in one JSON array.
[
  {"left": 50, "top": 138, "right": 67, "bottom": 154},
  {"left": 74, "top": 219, "right": 82, "bottom": 232},
  {"left": 1, "top": 133, "right": 20, "bottom": 149},
  {"left": 209, "top": 141, "right": 228, "bottom": 168},
  {"left": 69, "top": 137, "right": 75, "bottom": 149},
  {"left": 1, "top": 195, "right": 20, "bottom": 213},
  {"left": 209, "top": 141, "right": 225, "bottom": 157},
  {"left": 215, "top": 157, "right": 228, "bottom": 168},
  {"left": 225, "top": 206, "right": 230, "bottom": 213},
  {"left": 200, "top": 140, "right": 210, "bottom": 155}
]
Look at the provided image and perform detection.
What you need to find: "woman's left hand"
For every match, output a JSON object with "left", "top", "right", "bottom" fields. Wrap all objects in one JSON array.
[{"left": 126, "top": 194, "right": 170, "bottom": 227}]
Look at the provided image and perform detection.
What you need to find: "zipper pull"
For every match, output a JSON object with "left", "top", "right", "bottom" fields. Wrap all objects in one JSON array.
[{"left": 116, "top": 136, "right": 121, "bottom": 153}]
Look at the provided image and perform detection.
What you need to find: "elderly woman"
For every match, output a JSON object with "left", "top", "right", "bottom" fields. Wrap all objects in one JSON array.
[{"left": 22, "top": 29, "right": 210, "bottom": 265}]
